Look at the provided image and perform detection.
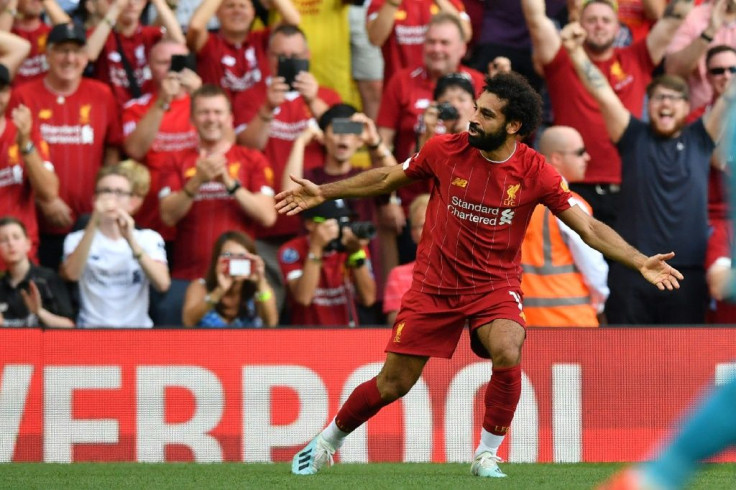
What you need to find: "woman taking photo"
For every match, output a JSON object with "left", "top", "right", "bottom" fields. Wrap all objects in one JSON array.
[{"left": 182, "top": 231, "right": 278, "bottom": 327}]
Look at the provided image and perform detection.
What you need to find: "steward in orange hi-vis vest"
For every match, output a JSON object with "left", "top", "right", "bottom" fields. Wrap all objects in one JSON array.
[{"left": 521, "top": 193, "right": 598, "bottom": 327}]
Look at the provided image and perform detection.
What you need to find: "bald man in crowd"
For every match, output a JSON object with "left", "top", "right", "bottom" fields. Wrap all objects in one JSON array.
[{"left": 520, "top": 126, "right": 609, "bottom": 326}]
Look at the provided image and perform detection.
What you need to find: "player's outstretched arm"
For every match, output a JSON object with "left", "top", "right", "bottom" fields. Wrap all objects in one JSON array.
[
  {"left": 275, "top": 164, "right": 413, "bottom": 216},
  {"left": 558, "top": 205, "right": 683, "bottom": 290}
]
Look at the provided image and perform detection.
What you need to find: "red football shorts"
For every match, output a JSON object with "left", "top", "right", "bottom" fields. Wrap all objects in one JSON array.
[{"left": 386, "top": 287, "right": 526, "bottom": 359}]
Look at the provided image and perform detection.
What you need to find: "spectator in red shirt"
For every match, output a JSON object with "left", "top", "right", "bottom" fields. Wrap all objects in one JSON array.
[
  {"left": 10, "top": 23, "right": 123, "bottom": 271},
  {"left": 159, "top": 84, "right": 276, "bottom": 282},
  {"left": 522, "top": 0, "right": 693, "bottom": 227},
  {"left": 278, "top": 199, "right": 376, "bottom": 326},
  {"left": 185, "top": 0, "right": 300, "bottom": 102},
  {"left": 122, "top": 40, "right": 200, "bottom": 252},
  {"left": 232, "top": 24, "right": 341, "bottom": 316},
  {"left": 0, "top": 0, "right": 70, "bottom": 86},
  {"left": 0, "top": 62, "right": 57, "bottom": 268},
  {"left": 85, "top": 0, "right": 184, "bottom": 107},
  {"left": 366, "top": 0, "right": 471, "bottom": 83}
]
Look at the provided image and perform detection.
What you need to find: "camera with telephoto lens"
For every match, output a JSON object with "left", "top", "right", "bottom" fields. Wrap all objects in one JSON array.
[
  {"left": 324, "top": 216, "right": 377, "bottom": 252},
  {"left": 436, "top": 101, "right": 460, "bottom": 121}
]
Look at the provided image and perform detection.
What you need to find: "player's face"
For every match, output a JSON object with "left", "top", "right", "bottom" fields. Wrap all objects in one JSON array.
[
  {"left": 706, "top": 51, "right": 736, "bottom": 97},
  {"left": 423, "top": 22, "right": 466, "bottom": 78},
  {"left": 323, "top": 126, "right": 361, "bottom": 164},
  {"left": 468, "top": 92, "right": 513, "bottom": 152},
  {"left": 0, "top": 223, "right": 31, "bottom": 266},
  {"left": 192, "top": 94, "right": 233, "bottom": 143},
  {"left": 580, "top": 2, "right": 619, "bottom": 55},
  {"left": 647, "top": 86, "right": 689, "bottom": 138},
  {"left": 46, "top": 42, "right": 87, "bottom": 85},
  {"left": 217, "top": 0, "right": 254, "bottom": 35}
]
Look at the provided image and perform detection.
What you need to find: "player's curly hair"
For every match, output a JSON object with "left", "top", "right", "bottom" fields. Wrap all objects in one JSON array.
[{"left": 483, "top": 73, "right": 542, "bottom": 138}]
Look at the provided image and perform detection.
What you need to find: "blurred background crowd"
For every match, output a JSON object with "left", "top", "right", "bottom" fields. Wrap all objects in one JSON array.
[{"left": 1, "top": 0, "right": 735, "bottom": 328}]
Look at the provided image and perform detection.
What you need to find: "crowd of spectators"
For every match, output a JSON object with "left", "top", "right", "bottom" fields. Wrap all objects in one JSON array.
[{"left": 1, "top": 0, "right": 735, "bottom": 328}]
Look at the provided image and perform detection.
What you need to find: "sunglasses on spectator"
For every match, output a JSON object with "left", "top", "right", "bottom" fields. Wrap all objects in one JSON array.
[
  {"left": 560, "top": 147, "right": 587, "bottom": 157},
  {"left": 95, "top": 187, "right": 133, "bottom": 197},
  {"left": 708, "top": 66, "right": 736, "bottom": 76}
]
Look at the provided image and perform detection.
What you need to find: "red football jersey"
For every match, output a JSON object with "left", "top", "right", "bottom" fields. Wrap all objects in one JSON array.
[
  {"left": 0, "top": 118, "right": 52, "bottom": 264},
  {"left": 196, "top": 30, "right": 270, "bottom": 101},
  {"left": 12, "top": 23, "right": 51, "bottom": 86},
  {"left": 544, "top": 42, "right": 655, "bottom": 184},
  {"left": 92, "top": 25, "right": 164, "bottom": 107},
  {"left": 160, "top": 145, "right": 275, "bottom": 279},
  {"left": 232, "top": 83, "right": 340, "bottom": 238},
  {"left": 278, "top": 235, "right": 371, "bottom": 326},
  {"left": 122, "top": 93, "right": 198, "bottom": 240},
  {"left": 10, "top": 78, "right": 123, "bottom": 234},
  {"left": 367, "top": 0, "right": 467, "bottom": 82},
  {"left": 404, "top": 133, "right": 572, "bottom": 295}
]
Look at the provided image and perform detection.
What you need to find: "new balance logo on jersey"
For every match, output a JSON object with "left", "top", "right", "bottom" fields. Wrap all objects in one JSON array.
[
  {"left": 499, "top": 209, "right": 515, "bottom": 225},
  {"left": 451, "top": 177, "right": 468, "bottom": 188}
]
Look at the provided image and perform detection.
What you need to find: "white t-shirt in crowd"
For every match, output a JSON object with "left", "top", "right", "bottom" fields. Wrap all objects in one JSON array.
[{"left": 63, "top": 228, "right": 167, "bottom": 328}]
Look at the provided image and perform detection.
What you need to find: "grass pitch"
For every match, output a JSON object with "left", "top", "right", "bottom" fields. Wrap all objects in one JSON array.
[{"left": 1, "top": 463, "right": 734, "bottom": 489}]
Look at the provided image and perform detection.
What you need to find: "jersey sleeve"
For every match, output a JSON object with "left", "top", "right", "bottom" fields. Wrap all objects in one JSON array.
[
  {"left": 241, "top": 150, "right": 275, "bottom": 195},
  {"left": 278, "top": 243, "right": 304, "bottom": 283},
  {"left": 158, "top": 152, "right": 186, "bottom": 197},
  {"left": 139, "top": 229, "right": 168, "bottom": 263},
  {"left": 366, "top": 0, "right": 385, "bottom": 20},
  {"left": 62, "top": 230, "right": 84, "bottom": 260},
  {"left": 538, "top": 162, "right": 573, "bottom": 215},
  {"left": 402, "top": 135, "right": 438, "bottom": 181}
]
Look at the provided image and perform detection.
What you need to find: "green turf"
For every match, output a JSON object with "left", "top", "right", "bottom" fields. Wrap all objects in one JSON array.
[{"left": 0, "top": 463, "right": 733, "bottom": 489}]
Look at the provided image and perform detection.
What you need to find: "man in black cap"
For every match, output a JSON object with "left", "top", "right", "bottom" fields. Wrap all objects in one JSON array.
[
  {"left": 10, "top": 22, "right": 123, "bottom": 271},
  {"left": 277, "top": 198, "right": 376, "bottom": 326}
]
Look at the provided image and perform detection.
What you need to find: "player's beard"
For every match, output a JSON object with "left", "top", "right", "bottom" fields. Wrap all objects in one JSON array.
[{"left": 467, "top": 122, "right": 507, "bottom": 152}]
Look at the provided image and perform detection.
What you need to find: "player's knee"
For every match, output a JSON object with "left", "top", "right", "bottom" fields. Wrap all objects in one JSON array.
[
  {"left": 376, "top": 373, "right": 416, "bottom": 402},
  {"left": 490, "top": 343, "right": 522, "bottom": 367}
]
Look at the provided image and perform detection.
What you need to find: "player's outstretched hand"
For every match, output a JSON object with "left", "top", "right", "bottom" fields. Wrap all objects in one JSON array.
[
  {"left": 275, "top": 175, "right": 325, "bottom": 215},
  {"left": 640, "top": 252, "right": 684, "bottom": 291}
]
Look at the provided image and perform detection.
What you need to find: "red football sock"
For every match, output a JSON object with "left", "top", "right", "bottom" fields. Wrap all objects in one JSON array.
[
  {"left": 483, "top": 365, "right": 522, "bottom": 436},
  {"left": 334, "top": 377, "right": 391, "bottom": 433}
]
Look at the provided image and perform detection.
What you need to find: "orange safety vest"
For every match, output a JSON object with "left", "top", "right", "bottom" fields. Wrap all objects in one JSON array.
[{"left": 520, "top": 194, "right": 599, "bottom": 327}]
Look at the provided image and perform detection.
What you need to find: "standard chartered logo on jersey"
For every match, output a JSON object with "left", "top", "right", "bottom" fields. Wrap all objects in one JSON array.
[
  {"left": 40, "top": 124, "right": 95, "bottom": 144},
  {"left": 448, "top": 196, "right": 515, "bottom": 226}
]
